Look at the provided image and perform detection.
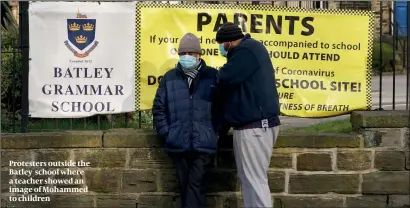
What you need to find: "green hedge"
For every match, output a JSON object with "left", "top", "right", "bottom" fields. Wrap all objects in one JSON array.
[
  {"left": 1, "top": 2, "right": 22, "bottom": 132},
  {"left": 372, "top": 41, "right": 394, "bottom": 75}
]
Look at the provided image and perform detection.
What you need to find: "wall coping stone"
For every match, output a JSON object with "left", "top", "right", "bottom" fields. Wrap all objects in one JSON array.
[
  {"left": 1, "top": 131, "right": 103, "bottom": 149},
  {"left": 1, "top": 129, "right": 360, "bottom": 149},
  {"left": 351, "top": 110, "right": 408, "bottom": 128}
]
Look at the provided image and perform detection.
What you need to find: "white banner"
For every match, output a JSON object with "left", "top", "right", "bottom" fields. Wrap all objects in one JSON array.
[{"left": 28, "top": 2, "right": 136, "bottom": 118}]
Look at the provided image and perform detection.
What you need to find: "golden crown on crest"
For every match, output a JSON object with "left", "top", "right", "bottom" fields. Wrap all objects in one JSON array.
[
  {"left": 75, "top": 35, "right": 87, "bottom": 44},
  {"left": 76, "top": 8, "right": 87, "bottom": 18},
  {"left": 82, "top": 23, "right": 94, "bottom": 31},
  {"left": 69, "top": 22, "right": 80, "bottom": 31}
]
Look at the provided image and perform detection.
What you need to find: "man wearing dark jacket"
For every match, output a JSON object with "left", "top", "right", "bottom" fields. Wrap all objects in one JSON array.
[
  {"left": 216, "top": 23, "right": 281, "bottom": 207},
  {"left": 152, "top": 33, "right": 218, "bottom": 208}
]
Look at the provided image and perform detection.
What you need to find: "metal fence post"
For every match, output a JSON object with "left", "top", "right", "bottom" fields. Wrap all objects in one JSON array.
[
  {"left": 378, "top": 0, "right": 383, "bottom": 110},
  {"left": 19, "top": 1, "right": 29, "bottom": 133},
  {"left": 407, "top": 1, "right": 410, "bottom": 111},
  {"left": 392, "top": 1, "right": 396, "bottom": 110}
]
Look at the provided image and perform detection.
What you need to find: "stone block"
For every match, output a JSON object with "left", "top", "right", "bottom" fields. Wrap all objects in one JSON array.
[
  {"left": 404, "top": 128, "right": 409, "bottom": 148},
  {"left": 9, "top": 167, "right": 49, "bottom": 189},
  {"left": 121, "top": 170, "right": 157, "bottom": 193},
  {"left": 217, "top": 150, "right": 236, "bottom": 169},
  {"left": 345, "top": 195, "right": 388, "bottom": 208},
  {"left": 205, "top": 196, "right": 218, "bottom": 208},
  {"left": 289, "top": 174, "right": 359, "bottom": 194},
  {"left": 159, "top": 194, "right": 222, "bottom": 208},
  {"left": 270, "top": 153, "right": 293, "bottom": 169},
  {"left": 272, "top": 198, "right": 282, "bottom": 208},
  {"left": 1, "top": 196, "right": 12, "bottom": 208},
  {"left": 96, "top": 194, "right": 137, "bottom": 208},
  {"left": 375, "top": 151, "right": 406, "bottom": 170},
  {"left": 2, "top": 195, "right": 95, "bottom": 208},
  {"left": 1, "top": 131, "right": 102, "bottom": 149},
  {"left": 2, "top": 170, "right": 11, "bottom": 193},
  {"left": 388, "top": 195, "right": 410, "bottom": 207},
  {"left": 361, "top": 129, "right": 383, "bottom": 147},
  {"left": 267, "top": 171, "right": 285, "bottom": 193},
  {"left": 103, "top": 129, "right": 163, "bottom": 148},
  {"left": 1, "top": 150, "right": 32, "bottom": 167},
  {"left": 273, "top": 1, "right": 287, "bottom": 6},
  {"left": 35, "top": 150, "right": 70, "bottom": 165},
  {"left": 297, "top": 153, "right": 332, "bottom": 171},
  {"left": 8, "top": 167, "right": 77, "bottom": 190},
  {"left": 218, "top": 194, "right": 243, "bottom": 208},
  {"left": 337, "top": 151, "right": 372, "bottom": 170},
  {"left": 362, "top": 171, "right": 409, "bottom": 194},
  {"left": 406, "top": 151, "right": 410, "bottom": 170},
  {"left": 48, "top": 195, "right": 95, "bottom": 208},
  {"left": 140, "top": 194, "right": 217, "bottom": 208},
  {"left": 129, "top": 148, "right": 172, "bottom": 169},
  {"left": 85, "top": 169, "right": 120, "bottom": 193},
  {"left": 157, "top": 169, "right": 178, "bottom": 192},
  {"left": 275, "top": 132, "right": 360, "bottom": 148},
  {"left": 137, "top": 194, "right": 179, "bottom": 208},
  {"left": 362, "top": 128, "right": 406, "bottom": 148},
  {"left": 274, "top": 196, "right": 344, "bottom": 208},
  {"left": 351, "top": 110, "right": 408, "bottom": 128},
  {"left": 52, "top": 169, "right": 84, "bottom": 188},
  {"left": 205, "top": 170, "right": 239, "bottom": 192},
  {"left": 74, "top": 149, "right": 126, "bottom": 168}
]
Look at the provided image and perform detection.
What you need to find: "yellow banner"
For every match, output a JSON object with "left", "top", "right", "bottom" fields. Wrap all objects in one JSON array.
[{"left": 135, "top": 3, "right": 374, "bottom": 118}]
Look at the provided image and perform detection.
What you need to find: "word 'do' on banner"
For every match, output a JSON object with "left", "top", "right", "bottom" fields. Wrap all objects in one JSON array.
[
  {"left": 29, "top": 2, "right": 136, "bottom": 118},
  {"left": 136, "top": 3, "right": 374, "bottom": 118}
]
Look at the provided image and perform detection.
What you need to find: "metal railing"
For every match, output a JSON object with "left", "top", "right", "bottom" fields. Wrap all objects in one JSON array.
[
  {"left": 376, "top": 1, "right": 409, "bottom": 111},
  {"left": 1, "top": 1, "right": 408, "bottom": 133}
]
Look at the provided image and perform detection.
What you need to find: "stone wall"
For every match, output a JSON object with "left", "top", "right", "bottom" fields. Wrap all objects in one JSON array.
[
  {"left": 371, "top": 0, "right": 392, "bottom": 36},
  {"left": 6, "top": 1, "right": 19, "bottom": 25},
  {"left": 1, "top": 111, "right": 409, "bottom": 208}
]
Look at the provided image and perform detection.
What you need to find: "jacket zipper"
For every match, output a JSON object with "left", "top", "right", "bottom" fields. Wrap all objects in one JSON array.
[
  {"left": 189, "top": 68, "right": 203, "bottom": 151},
  {"left": 190, "top": 94, "right": 193, "bottom": 150}
]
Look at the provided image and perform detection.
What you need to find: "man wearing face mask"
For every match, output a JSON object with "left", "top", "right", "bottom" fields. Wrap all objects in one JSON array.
[
  {"left": 215, "top": 23, "right": 281, "bottom": 207},
  {"left": 152, "top": 32, "right": 219, "bottom": 208}
]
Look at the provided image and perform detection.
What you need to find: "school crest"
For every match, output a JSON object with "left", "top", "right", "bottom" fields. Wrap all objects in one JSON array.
[{"left": 64, "top": 9, "right": 99, "bottom": 58}]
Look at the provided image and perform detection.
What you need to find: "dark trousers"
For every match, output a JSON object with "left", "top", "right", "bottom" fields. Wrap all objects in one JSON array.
[{"left": 169, "top": 152, "right": 212, "bottom": 208}]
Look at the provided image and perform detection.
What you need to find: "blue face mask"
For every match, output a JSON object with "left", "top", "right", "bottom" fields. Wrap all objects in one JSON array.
[
  {"left": 219, "top": 43, "right": 228, "bottom": 57},
  {"left": 219, "top": 43, "right": 232, "bottom": 57},
  {"left": 179, "top": 55, "right": 198, "bottom": 69}
]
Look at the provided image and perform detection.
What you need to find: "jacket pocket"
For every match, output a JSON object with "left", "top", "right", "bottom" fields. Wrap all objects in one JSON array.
[
  {"left": 166, "top": 121, "right": 182, "bottom": 149},
  {"left": 198, "top": 121, "right": 217, "bottom": 150},
  {"left": 210, "top": 85, "right": 216, "bottom": 97},
  {"left": 201, "top": 83, "right": 216, "bottom": 102}
]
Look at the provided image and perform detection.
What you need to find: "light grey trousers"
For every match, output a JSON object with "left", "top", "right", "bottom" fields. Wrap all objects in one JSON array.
[{"left": 233, "top": 126, "right": 280, "bottom": 208}]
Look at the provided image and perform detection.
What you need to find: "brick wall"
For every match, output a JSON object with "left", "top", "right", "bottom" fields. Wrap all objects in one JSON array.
[{"left": 1, "top": 111, "right": 409, "bottom": 208}]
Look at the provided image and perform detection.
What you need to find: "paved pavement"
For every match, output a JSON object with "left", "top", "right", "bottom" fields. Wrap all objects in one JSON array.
[
  {"left": 280, "top": 75, "right": 409, "bottom": 129},
  {"left": 371, "top": 75, "right": 408, "bottom": 110}
]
